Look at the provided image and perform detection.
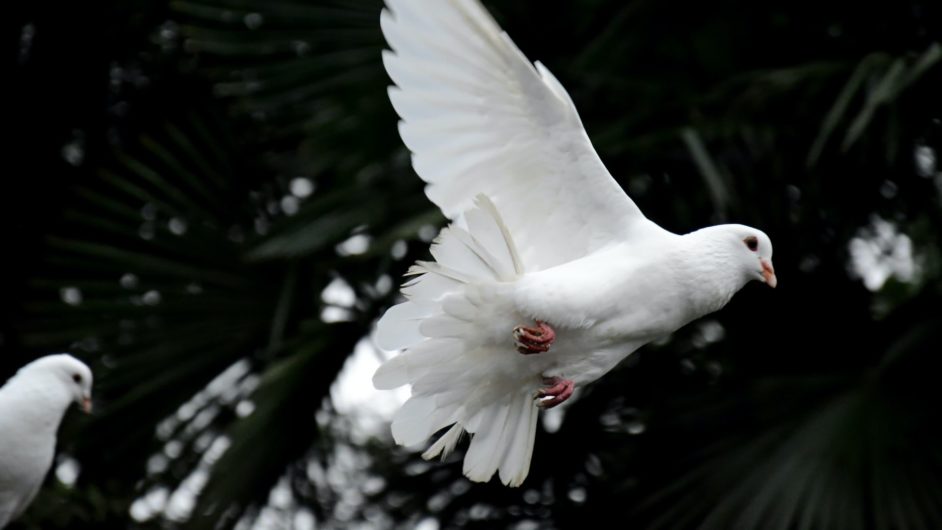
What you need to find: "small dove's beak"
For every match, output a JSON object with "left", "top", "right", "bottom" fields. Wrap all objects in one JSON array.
[
  {"left": 81, "top": 396, "right": 93, "bottom": 414},
  {"left": 761, "top": 258, "right": 777, "bottom": 288}
]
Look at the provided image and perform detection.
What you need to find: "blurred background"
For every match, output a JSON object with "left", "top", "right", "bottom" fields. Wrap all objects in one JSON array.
[{"left": 4, "top": 0, "right": 942, "bottom": 528}]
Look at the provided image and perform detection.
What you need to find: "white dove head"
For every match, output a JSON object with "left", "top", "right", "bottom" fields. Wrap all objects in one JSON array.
[
  {"left": 716, "top": 224, "right": 777, "bottom": 288},
  {"left": 19, "top": 354, "right": 94, "bottom": 414}
]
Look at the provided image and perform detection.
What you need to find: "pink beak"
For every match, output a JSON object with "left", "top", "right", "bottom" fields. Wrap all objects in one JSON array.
[
  {"left": 761, "top": 259, "right": 777, "bottom": 288},
  {"left": 81, "top": 396, "right": 93, "bottom": 414}
]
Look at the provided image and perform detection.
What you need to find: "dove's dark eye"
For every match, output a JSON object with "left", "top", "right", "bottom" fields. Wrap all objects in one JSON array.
[
  {"left": 72, "top": 373, "right": 82, "bottom": 384},
  {"left": 744, "top": 236, "right": 759, "bottom": 252}
]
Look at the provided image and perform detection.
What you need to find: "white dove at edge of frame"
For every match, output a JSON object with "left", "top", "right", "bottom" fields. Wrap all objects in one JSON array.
[
  {"left": 0, "top": 354, "right": 93, "bottom": 528},
  {"left": 372, "top": 0, "right": 777, "bottom": 487}
]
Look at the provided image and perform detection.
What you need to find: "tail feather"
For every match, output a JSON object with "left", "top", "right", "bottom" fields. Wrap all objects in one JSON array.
[
  {"left": 372, "top": 338, "right": 463, "bottom": 390},
  {"left": 460, "top": 390, "right": 539, "bottom": 487},
  {"left": 441, "top": 294, "right": 479, "bottom": 320},
  {"left": 429, "top": 227, "right": 499, "bottom": 280},
  {"left": 463, "top": 401, "right": 512, "bottom": 481},
  {"left": 418, "top": 315, "right": 471, "bottom": 339},
  {"left": 373, "top": 300, "right": 437, "bottom": 350},
  {"left": 422, "top": 423, "right": 464, "bottom": 460},
  {"left": 412, "top": 365, "right": 478, "bottom": 395},
  {"left": 401, "top": 271, "right": 463, "bottom": 300},
  {"left": 499, "top": 392, "right": 540, "bottom": 487},
  {"left": 374, "top": 194, "right": 540, "bottom": 487},
  {"left": 390, "top": 396, "right": 438, "bottom": 446},
  {"left": 410, "top": 260, "right": 473, "bottom": 283}
]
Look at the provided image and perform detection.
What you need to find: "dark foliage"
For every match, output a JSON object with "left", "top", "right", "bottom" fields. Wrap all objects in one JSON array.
[{"left": 4, "top": 0, "right": 942, "bottom": 528}]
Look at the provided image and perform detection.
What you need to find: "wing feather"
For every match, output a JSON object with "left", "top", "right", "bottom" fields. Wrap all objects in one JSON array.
[{"left": 382, "top": 0, "right": 655, "bottom": 270}]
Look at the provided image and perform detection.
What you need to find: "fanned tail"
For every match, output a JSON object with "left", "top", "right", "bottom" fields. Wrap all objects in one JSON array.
[{"left": 374, "top": 195, "right": 539, "bottom": 486}]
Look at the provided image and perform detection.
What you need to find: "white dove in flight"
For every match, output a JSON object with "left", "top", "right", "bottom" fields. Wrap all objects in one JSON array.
[
  {"left": 0, "top": 354, "right": 93, "bottom": 528},
  {"left": 372, "top": 0, "right": 776, "bottom": 487}
]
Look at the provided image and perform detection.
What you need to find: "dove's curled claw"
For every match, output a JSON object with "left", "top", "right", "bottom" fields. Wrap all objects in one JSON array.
[
  {"left": 536, "top": 377, "right": 574, "bottom": 408},
  {"left": 513, "top": 321, "right": 556, "bottom": 354}
]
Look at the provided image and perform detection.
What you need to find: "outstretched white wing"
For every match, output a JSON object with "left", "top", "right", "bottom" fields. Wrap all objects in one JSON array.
[{"left": 382, "top": 0, "right": 652, "bottom": 270}]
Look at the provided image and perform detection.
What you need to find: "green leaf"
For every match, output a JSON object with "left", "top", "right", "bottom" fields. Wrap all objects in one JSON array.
[{"left": 806, "top": 54, "right": 883, "bottom": 166}]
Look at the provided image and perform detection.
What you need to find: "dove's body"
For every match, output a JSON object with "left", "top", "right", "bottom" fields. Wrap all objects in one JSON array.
[
  {"left": 0, "top": 387, "right": 62, "bottom": 528},
  {"left": 0, "top": 355, "right": 93, "bottom": 528},
  {"left": 515, "top": 233, "right": 726, "bottom": 384},
  {"left": 374, "top": 0, "right": 775, "bottom": 486}
]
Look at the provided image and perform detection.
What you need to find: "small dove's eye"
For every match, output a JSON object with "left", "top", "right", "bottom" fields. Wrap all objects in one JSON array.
[
  {"left": 744, "top": 237, "right": 759, "bottom": 252},
  {"left": 72, "top": 373, "right": 82, "bottom": 384}
]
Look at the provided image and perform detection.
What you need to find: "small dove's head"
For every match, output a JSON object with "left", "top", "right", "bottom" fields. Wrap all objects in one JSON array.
[
  {"left": 21, "top": 354, "right": 94, "bottom": 413},
  {"left": 721, "top": 224, "right": 776, "bottom": 288}
]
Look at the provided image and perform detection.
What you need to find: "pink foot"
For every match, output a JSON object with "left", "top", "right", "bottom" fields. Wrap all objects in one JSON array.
[
  {"left": 513, "top": 320, "right": 556, "bottom": 354},
  {"left": 536, "top": 377, "right": 574, "bottom": 409}
]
